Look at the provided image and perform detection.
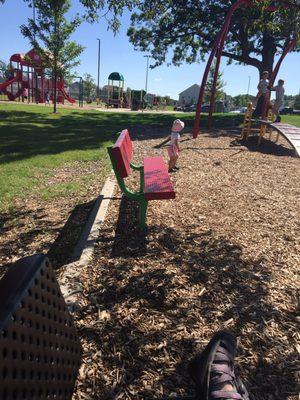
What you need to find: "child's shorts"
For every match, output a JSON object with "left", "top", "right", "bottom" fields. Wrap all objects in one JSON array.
[
  {"left": 168, "top": 144, "right": 179, "bottom": 158},
  {"left": 273, "top": 100, "right": 284, "bottom": 112}
]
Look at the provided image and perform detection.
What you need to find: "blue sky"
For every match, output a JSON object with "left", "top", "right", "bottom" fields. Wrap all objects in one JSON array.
[{"left": 1, "top": 0, "right": 299, "bottom": 99}]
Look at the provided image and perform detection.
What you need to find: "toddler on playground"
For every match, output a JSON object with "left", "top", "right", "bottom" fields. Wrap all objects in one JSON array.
[
  {"left": 254, "top": 71, "right": 271, "bottom": 105},
  {"left": 168, "top": 119, "right": 184, "bottom": 173},
  {"left": 45, "top": 91, "right": 50, "bottom": 106},
  {"left": 271, "top": 79, "right": 285, "bottom": 122}
]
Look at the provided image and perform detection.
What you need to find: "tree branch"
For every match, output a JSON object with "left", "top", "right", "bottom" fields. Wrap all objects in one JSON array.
[{"left": 221, "top": 50, "right": 261, "bottom": 70}]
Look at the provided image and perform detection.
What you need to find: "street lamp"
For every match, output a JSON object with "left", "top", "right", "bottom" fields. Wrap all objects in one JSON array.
[
  {"left": 97, "top": 38, "right": 101, "bottom": 102},
  {"left": 143, "top": 55, "right": 150, "bottom": 110},
  {"left": 247, "top": 76, "right": 251, "bottom": 101}
]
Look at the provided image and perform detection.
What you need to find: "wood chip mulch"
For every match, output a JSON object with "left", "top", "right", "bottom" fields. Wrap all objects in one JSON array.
[{"left": 73, "top": 129, "right": 299, "bottom": 400}]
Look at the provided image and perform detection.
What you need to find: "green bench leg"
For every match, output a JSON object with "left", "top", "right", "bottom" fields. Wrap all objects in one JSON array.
[{"left": 139, "top": 199, "right": 148, "bottom": 229}]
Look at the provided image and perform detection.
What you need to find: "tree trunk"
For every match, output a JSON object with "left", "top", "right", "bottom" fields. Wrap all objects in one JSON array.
[{"left": 260, "top": 33, "right": 277, "bottom": 76}]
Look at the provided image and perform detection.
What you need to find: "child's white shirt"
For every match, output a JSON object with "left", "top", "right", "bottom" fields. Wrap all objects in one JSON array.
[
  {"left": 258, "top": 79, "right": 270, "bottom": 94},
  {"left": 170, "top": 131, "right": 180, "bottom": 145},
  {"left": 273, "top": 85, "right": 285, "bottom": 102}
]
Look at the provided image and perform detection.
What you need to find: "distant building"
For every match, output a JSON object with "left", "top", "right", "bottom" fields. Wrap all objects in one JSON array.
[{"left": 178, "top": 84, "right": 200, "bottom": 106}]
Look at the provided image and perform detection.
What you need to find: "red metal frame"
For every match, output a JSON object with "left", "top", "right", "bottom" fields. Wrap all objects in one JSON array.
[{"left": 193, "top": 0, "right": 296, "bottom": 138}]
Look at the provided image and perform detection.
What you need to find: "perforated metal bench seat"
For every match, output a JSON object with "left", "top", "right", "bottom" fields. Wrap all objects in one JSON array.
[
  {"left": 0, "top": 254, "right": 81, "bottom": 400},
  {"left": 108, "top": 129, "right": 175, "bottom": 228},
  {"left": 143, "top": 156, "right": 175, "bottom": 201}
]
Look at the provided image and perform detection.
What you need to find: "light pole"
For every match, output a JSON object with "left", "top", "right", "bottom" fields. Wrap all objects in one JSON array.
[
  {"left": 247, "top": 76, "right": 251, "bottom": 101},
  {"left": 143, "top": 55, "right": 150, "bottom": 110},
  {"left": 97, "top": 38, "right": 101, "bottom": 103}
]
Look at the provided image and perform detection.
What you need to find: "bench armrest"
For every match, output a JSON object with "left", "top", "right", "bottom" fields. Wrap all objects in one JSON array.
[
  {"left": 130, "top": 162, "right": 143, "bottom": 171},
  {"left": 130, "top": 163, "right": 144, "bottom": 193}
]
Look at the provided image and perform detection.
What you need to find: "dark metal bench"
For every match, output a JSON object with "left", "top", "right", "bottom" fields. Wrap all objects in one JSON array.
[
  {"left": 108, "top": 129, "right": 175, "bottom": 228},
  {"left": 0, "top": 254, "right": 81, "bottom": 400}
]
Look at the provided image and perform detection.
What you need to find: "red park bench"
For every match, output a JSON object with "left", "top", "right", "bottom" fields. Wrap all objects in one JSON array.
[{"left": 107, "top": 129, "right": 175, "bottom": 229}]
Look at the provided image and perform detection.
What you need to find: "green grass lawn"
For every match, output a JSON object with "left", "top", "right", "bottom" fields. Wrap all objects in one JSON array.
[
  {"left": 280, "top": 114, "right": 300, "bottom": 127},
  {"left": 0, "top": 102, "right": 298, "bottom": 211}
]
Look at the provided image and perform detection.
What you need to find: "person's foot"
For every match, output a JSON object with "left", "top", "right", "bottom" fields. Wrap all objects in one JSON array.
[
  {"left": 173, "top": 166, "right": 180, "bottom": 170},
  {"left": 275, "top": 116, "right": 281, "bottom": 123},
  {"left": 189, "top": 331, "right": 249, "bottom": 400},
  {"left": 168, "top": 168, "right": 176, "bottom": 173}
]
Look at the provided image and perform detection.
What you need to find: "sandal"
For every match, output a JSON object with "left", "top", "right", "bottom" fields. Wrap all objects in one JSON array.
[{"left": 189, "top": 331, "right": 249, "bottom": 400}]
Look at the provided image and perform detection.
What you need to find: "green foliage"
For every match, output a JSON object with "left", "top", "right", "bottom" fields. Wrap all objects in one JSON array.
[
  {"left": 0, "top": 59, "right": 10, "bottom": 81},
  {"left": 127, "top": 0, "right": 300, "bottom": 73},
  {"left": 83, "top": 73, "right": 96, "bottom": 101},
  {"left": 233, "top": 94, "right": 255, "bottom": 107},
  {"left": 294, "top": 94, "right": 300, "bottom": 109},
  {"left": 21, "top": 0, "right": 84, "bottom": 113},
  {"left": 79, "top": 0, "right": 138, "bottom": 30},
  {"left": 204, "top": 62, "right": 226, "bottom": 103}
]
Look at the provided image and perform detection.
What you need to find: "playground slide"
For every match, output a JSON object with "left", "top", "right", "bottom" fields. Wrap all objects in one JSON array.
[
  {"left": 0, "top": 76, "right": 18, "bottom": 92},
  {"left": 57, "top": 82, "right": 76, "bottom": 104}
]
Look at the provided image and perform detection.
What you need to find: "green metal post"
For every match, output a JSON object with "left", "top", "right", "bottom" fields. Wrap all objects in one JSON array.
[
  {"left": 108, "top": 147, "right": 148, "bottom": 229},
  {"left": 138, "top": 199, "right": 148, "bottom": 229}
]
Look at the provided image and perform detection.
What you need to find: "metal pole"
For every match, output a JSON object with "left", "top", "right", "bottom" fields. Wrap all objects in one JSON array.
[
  {"left": 97, "top": 38, "right": 101, "bottom": 101},
  {"left": 143, "top": 55, "right": 150, "bottom": 111},
  {"left": 247, "top": 76, "right": 251, "bottom": 101},
  {"left": 33, "top": 0, "right": 38, "bottom": 103}
]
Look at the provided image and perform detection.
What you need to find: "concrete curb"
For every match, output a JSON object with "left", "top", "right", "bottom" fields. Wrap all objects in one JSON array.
[
  {"left": 59, "top": 174, "right": 116, "bottom": 307},
  {"left": 70, "top": 174, "right": 116, "bottom": 265}
]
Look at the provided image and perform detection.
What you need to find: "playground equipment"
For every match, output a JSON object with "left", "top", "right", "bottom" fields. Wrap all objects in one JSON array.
[
  {"left": 241, "top": 102, "right": 300, "bottom": 156},
  {"left": 129, "top": 89, "right": 146, "bottom": 110},
  {"left": 0, "top": 49, "right": 76, "bottom": 105},
  {"left": 193, "top": 0, "right": 298, "bottom": 138},
  {"left": 106, "top": 72, "right": 125, "bottom": 107}
]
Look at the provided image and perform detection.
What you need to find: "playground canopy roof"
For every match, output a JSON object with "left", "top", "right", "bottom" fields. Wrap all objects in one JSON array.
[
  {"left": 10, "top": 49, "right": 43, "bottom": 67},
  {"left": 108, "top": 72, "right": 124, "bottom": 82}
]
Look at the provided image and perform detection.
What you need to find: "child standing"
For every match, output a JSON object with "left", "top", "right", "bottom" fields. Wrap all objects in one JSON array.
[
  {"left": 271, "top": 79, "right": 285, "bottom": 122},
  {"left": 255, "top": 71, "right": 270, "bottom": 103},
  {"left": 253, "top": 71, "right": 272, "bottom": 118},
  {"left": 45, "top": 91, "right": 50, "bottom": 106},
  {"left": 22, "top": 87, "right": 28, "bottom": 103},
  {"left": 168, "top": 119, "right": 184, "bottom": 172}
]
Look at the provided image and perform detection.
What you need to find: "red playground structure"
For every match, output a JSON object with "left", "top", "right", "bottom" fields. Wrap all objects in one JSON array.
[
  {"left": 193, "top": 0, "right": 297, "bottom": 138},
  {"left": 0, "top": 49, "right": 76, "bottom": 104}
]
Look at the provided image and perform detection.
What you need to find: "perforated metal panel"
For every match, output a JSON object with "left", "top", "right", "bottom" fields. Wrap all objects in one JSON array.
[{"left": 0, "top": 255, "right": 81, "bottom": 400}]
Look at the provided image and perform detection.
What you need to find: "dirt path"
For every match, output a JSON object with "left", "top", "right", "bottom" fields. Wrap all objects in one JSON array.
[{"left": 73, "top": 130, "right": 299, "bottom": 400}]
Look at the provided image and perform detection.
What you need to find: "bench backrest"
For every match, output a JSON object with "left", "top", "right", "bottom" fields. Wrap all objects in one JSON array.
[
  {"left": 111, "top": 129, "right": 133, "bottom": 178},
  {"left": 0, "top": 254, "right": 81, "bottom": 400}
]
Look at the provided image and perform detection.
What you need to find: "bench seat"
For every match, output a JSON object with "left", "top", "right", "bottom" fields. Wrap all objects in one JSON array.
[{"left": 144, "top": 157, "right": 175, "bottom": 201}]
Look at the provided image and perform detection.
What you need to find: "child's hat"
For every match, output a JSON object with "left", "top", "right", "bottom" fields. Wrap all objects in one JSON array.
[{"left": 172, "top": 119, "right": 185, "bottom": 132}]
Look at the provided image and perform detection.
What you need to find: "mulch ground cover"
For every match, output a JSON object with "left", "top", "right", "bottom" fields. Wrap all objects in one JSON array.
[
  {"left": 0, "top": 160, "right": 107, "bottom": 275},
  {"left": 73, "top": 129, "right": 299, "bottom": 400}
]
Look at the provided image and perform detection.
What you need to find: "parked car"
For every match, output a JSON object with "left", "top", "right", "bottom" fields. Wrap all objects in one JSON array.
[
  {"left": 173, "top": 105, "right": 184, "bottom": 111},
  {"left": 281, "top": 107, "right": 294, "bottom": 115},
  {"left": 184, "top": 104, "right": 197, "bottom": 112},
  {"left": 201, "top": 105, "right": 210, "bottom": 113}
]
